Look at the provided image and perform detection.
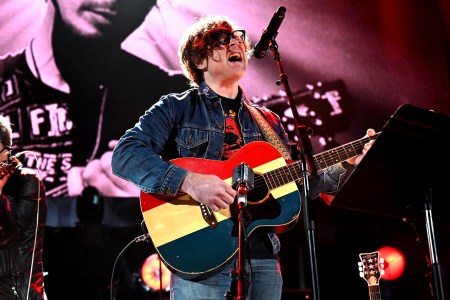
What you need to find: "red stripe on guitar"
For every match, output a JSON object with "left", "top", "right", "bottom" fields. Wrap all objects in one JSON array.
[
  {"left": 173, "top": 142, "right": 284, "bottom": 180},
  {"left": 141, "top": 142, "right": 284, "bottom": 213},
  {"left": 141, "top": 193, "right": 178, "bottom": 211}
]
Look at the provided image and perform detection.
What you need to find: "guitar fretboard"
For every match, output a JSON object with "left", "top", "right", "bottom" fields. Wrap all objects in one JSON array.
[
  {"left": 369, "top": 285, "right": 382, "bottom": 300},
  {"left": 263, "top": 133, "right": 379, "bottom": 190}
]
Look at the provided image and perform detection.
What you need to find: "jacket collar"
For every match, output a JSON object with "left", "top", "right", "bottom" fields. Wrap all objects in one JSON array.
[{"left": 197, "top": 82, "right": 248, "bottom": 103}]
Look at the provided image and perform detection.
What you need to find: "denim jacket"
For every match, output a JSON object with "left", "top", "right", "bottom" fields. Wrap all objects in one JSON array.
[{"left": 112, "top": 82, "right": 349, "bottom": 254}]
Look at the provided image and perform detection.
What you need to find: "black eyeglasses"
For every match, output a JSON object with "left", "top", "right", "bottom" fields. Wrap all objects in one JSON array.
[{"left": 216, "top": 30, "right": 246, "bottom": 45}]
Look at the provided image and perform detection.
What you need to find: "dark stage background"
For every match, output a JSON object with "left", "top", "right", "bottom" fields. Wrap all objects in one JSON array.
[{"left": 1, "top": 0, "right": 450, "bottom": 299}]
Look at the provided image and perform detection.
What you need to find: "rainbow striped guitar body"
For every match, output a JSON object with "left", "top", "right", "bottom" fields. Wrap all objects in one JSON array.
[
  {"left": 140, "top": 135, "right": 377, "bottom": 279},
  {"left": 140, "top": 141, "right": 300, "bottom": 280}
]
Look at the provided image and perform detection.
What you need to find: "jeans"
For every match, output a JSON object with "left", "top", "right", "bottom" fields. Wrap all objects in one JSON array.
[{"left": 170, "top": 258, "right": 283, "bottom": 300}]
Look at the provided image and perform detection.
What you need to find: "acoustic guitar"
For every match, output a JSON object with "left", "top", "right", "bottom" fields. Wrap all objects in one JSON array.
[{"left": 141, "top": 134, "right": 378, "bottom": 279}]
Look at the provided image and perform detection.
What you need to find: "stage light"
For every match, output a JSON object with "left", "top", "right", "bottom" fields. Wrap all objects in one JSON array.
[
  {"left": 141, "top": 253, "right": 171, "bottom": 291},
  {"left": 378, "top": 246, "right": 405, "bottom": 280}
]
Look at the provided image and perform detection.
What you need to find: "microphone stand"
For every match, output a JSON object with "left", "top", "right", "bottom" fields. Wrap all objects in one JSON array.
[
  {"left": 424, "top": 188, "right": 445, "bottom": 300},
  {"left": 268, "top": 37, "right": 321, "bottom": 299},
  {"left": 227, "top": 184, "right": 249, "bottom": 300},
  {"left": 236, "top": 184, "right": 249, "bottom": 300}
]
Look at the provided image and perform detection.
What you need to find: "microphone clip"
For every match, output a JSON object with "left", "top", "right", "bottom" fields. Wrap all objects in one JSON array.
[
  {"left": 236, "top": 184, "right": 248, "bottom": 208},
  {"left": 232, "top": 163, "right": 254, "bottom": 209}
]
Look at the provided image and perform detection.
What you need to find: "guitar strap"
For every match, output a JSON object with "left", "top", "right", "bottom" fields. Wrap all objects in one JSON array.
[{"left": 243, "top": 100, "right": 292, "bottom": 161}]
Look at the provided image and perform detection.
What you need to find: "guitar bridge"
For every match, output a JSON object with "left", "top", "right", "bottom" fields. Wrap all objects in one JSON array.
[{"left": 200, "top": 204, "right": 218, "bottom": 228}]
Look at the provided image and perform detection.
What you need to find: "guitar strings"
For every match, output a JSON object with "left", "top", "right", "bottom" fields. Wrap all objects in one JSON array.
[{"left": 247, "top": 134, "right": 378, "bottom": 195}]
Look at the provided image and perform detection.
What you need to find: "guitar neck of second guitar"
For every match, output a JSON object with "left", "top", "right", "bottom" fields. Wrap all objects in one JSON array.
[{"left": 369, "top": 285, "right": 382, "bottom": 300}]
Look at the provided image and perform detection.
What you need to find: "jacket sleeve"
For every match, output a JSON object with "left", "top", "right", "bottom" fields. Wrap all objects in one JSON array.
[
  {"left": 0, "top": 170, "right": 45, "bottom": 249},
  {"left": 111, "top": 95, "right": 189, "bottom": 196},
  {"left": 0, "top": 194, "right": 19, "bottom": 248}
]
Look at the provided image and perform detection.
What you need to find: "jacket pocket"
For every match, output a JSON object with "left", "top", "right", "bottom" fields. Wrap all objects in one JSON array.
[{"left": 175, "top": 127, "right": 209, "bottom": 158}]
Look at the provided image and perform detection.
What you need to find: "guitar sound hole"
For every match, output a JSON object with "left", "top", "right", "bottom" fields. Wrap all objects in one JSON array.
[
  {"left": 230, "top": 173, "right": 281, "bottom": 234},
  {"left": 247, "top": 173, "right": 269, "bottom": 204}
]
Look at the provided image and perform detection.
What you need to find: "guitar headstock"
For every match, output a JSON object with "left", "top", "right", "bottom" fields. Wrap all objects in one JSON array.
[{"left": 358, "top": 251, "right": 384, "bottom": 286}]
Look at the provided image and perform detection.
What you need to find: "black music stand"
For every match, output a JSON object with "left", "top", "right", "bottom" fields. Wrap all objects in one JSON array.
[{"left": 332, "top": 104, "right": 450, "bottom": 300}]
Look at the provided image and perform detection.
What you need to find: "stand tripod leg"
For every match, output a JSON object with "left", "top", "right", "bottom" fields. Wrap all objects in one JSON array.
[{"left": 424, "top": 188, "right": 445, "bottom": 300}]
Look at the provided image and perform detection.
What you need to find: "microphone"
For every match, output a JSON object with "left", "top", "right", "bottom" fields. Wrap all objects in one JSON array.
[
  {"left": 232, "top": 163, "right": 254, "bottom": 191},
  {"left": 252, "top": 6, "right": 287, "bottom": 59},
  {"left": 232, "top": 163, "right": 254, "bottom": 207}
]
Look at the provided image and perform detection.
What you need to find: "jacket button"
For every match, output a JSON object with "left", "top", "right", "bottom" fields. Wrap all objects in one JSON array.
[
  {"left": 165, "top": 188, "right": 172, "bottom": 195},
  {"left": 214, "top": 151, "right": 220, "bottom": 157},
  {"left": 213, "top": 102, "right": 219, "bottom": 108},
  {"left": 217, "top": 124, "right": 223, "bottom": 129},
  {"left": 187, "top": 137, "right": 193, "bottom": 144}
]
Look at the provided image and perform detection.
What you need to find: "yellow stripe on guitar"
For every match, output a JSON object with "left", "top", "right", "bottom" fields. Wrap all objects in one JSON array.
[
  {"left": 253, "top": 157, "right": 298, "bottom": 199},
  {"left": 146, "top": 156, "right": 297, "bottom": 247},
  {"left": 144, "top": 189, "right": 232, "bottom": 248}
]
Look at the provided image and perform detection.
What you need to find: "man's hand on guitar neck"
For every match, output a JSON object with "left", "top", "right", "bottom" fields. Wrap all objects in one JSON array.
[
  {"left": 321, "top": 128, "right": 376, "bottom": 205},
  {"left": 345, "top": 128, "right": 376, "bottom": 166},
  {"left": 180, "top": 172, "right": 236, "bottom": 212}
]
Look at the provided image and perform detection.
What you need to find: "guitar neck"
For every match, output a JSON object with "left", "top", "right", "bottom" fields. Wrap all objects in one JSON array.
[
  {"left": 263, "top": 133, "right": 379, "bottom": 190},
  {"left": 369, "top": 285, "right": 382, "bottom": 300},
  {"left": 313, "top": 133, "right": 378, "bottom": 170}
]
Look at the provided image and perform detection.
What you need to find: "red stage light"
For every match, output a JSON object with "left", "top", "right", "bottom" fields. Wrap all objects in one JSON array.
[
  {"left": 141, "top": 253, "right": 171, "bottom": 291},
  {"left": 378, "top": 246, "right": 405, "bottom": 280}
]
